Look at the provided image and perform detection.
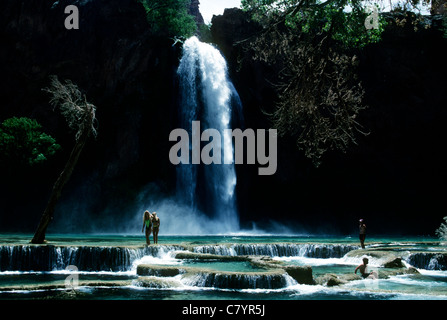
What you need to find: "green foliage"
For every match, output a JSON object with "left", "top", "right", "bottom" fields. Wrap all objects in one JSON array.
[
  {"left": 296, "top": 2, "right": 385, "bottom": 49},
  {"left": 241, "top": 0, "right": 288, "bottom": 22},
  {"left": 198, "top": 23, "right": 213, "bottom": 43},
  {"left": 140, "top": 0, "right": 197, "bottom": 37},
  {"left": 240, "top": 1, "right": 376, "bottom": 166},
  {"left": 0, "top": 117, "right": 60, "bottom": 167},
  {"left": 241, "top": 1, "right": 436, "bottom": 167},
  {"left": 242, "top": 0, "right": 386, "bottom": 49}
]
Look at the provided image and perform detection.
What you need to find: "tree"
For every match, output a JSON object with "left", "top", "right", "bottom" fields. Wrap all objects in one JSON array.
[
  {"left": 140, "top": 0, "right": 197, "bottom": 37},
  {"left": 0, "top": 117, "right": 60, "bottom": 168},
  {"left": 436, "top": 217, "right": 447, "bottom": 242},
  {"left": 31, "top": 76, "right": 97, "bottom": 244},
  {"left": 239, "top": 0, "right": 385, "bottom": 166},
  {"left": 238, "top": 0, "right": 423, "bottom": 166}
]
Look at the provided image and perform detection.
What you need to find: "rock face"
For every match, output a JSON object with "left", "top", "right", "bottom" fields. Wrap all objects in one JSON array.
[
  {"left": 188, "top": 0, "right": 205, "bottom": 25},
  {"left": 284, "top": 266, "right": 314, "bottom": 285},
  {"left": 382, "top": 257, "right": 405, "bottom": 268},
  {"left": 0, "top": 0, "right": 181, "bottom": 230}
]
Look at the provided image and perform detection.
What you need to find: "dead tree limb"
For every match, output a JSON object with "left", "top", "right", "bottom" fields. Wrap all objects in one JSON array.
[{"left": 31, "top": 76, "right": 97, "bottom": 244}]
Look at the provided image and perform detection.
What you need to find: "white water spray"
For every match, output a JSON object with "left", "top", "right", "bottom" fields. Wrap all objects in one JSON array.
[{"left": 176, "top": 36, "right": 240, "bottom": 233}]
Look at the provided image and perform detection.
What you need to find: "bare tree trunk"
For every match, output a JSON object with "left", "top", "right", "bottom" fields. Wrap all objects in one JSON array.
[{"left": 31, "top": 113, "right": 92, "bottom": 244}]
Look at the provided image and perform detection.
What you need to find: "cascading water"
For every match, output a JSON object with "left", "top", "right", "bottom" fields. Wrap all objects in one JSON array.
[{"left": 176, "top": 36, "right": 241, "bottom": 233}]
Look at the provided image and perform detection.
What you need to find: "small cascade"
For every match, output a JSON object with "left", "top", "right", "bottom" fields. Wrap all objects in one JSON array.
[
  {"left": 0, "top": 245, "right": 184, "bottom": 272},
  {"left": 182, "top": 271, "right": 290, "bottom": 289},
  {"left": 193, "top": 243, "right": 359, "bottom": 258},
  {"left": 0, "top": 243, "right": 357, "bottom": 272},
  {"left": 193, "top": 244, "right": 237, "bottom": 256},
  {"left": 406, "top": 252, "right": 447, "bottom": 270}
]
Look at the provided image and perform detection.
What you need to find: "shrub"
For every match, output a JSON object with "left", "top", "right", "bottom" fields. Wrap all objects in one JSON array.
[
  {"left": 140, "top": 0, "right": 197, "bottom": 38},
  {"left": 0, "top": 117, "right": 60, "bottom": 167}
]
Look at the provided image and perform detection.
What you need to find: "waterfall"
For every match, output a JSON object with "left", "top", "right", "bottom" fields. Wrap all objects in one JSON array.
[
  {"left": 192, "top": 243, "right": 359, "bottom": 258},
  {"left": 0, "top": 243, "right": 359, "bottom": 272},
  {"left": 406, "top": 252, "right": 447, "bottom": 270},
  {"left": 182, "top": 271, "right": 290, "bottom": 289},
  {"left": 0, "top": 245, "right": 183, "bottom": 272},
  {"left": 176, "top": 36, "right": 241, "bottom": 233}
]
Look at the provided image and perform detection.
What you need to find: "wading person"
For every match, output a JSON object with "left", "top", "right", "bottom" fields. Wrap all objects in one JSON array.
[
  {"left": 142, "top": 210, "right": 153, "bottom": 245},
  {"left": 354, "top": 257, "right": 376, "bottom": 279},
  {"left": 152, "top": 212, "right": 160, "bottom": 244},
  {"left": 359, "top": 219, "right": 367, "bottom": 249}
]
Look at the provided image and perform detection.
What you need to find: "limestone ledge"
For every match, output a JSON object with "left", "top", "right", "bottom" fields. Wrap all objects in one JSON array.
[
  {"left": 137, "top": 251, "right": 314, "bottom": 287},
  {"left": 314, "top": 248, "right": 423, "bottom": 287},
  {"left": 0, "top": 279, "right": 133, "bottom": 292},
  {"left": 136, "top": 249, "right": 429, "bottom": 288}
]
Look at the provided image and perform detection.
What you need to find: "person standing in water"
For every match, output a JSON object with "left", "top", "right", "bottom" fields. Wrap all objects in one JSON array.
[
  {"left": 142, "top": 210, "right": 153, "bottom": 245},
  {"left": 151, "top": 212, "right": 160, "bottom": 244},
  {"left": 355, "top": 257, "right": 374, "bottom": 279},
  {"left": 359, "top": 219, "right": 367, "bottom": 249}
]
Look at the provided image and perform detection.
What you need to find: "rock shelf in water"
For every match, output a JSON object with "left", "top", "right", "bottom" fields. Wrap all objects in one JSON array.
[
  {"left": 314, "top": 248, "right": 424, "bottom": 287},
  {"left": 1, "top": 241, "right": 446, "bottom": 291},
  {"left": 136, "top": 251, "right": 314, "bottom": 288},
  {"left": 136, "top": 264, "right": 291, "bottom": 289},
  {"left": 0, "top": 279, "right": 133, "bottom": 292}
]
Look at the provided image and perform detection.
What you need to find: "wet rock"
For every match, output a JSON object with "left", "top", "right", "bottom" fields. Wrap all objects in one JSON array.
[
  {"left": 136, "top": 264, "right": 186, "bottom": 277},
  {"left": 136, "top": 263, "right": 290, "bottom": 289},
  {"left": 378, "top": 267, "right": 419, "bottom": 279},
  {"left": 382, "top": 257, "right": 405, "bottom": 268},
  {"left": 345, "top": 249, "right": 403, "bottom": 266},
  {"left": 135, "top": 277, "right": 182, "bottom": 289},
  {"left": 284, "top": 266, "right": 314, "bottom": 285},
  {"left": 0, "top": 279, "right": 132, "bottom": 292},
  {"left": 181, "top": 269, "right": 288, "bottom": 289},
  {"left": 248, "top": 256, "right": 284, "bottom": 269},
  {"left": 173, "top": 251, "right": 316, "bottom": 285},
  {"left": 315, "top": 274, "right": 343, "bottom": 286},
  {"left": 340, "top": 273, "right": 363, "bottom": 282},
  {"left": 315, "top": 273, "right": 362, "bottom": 286}
]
